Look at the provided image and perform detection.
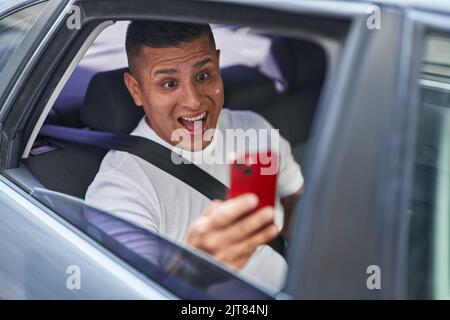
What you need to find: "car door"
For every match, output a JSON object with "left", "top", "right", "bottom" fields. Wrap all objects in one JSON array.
[
  {"left": 286, "top": 2, "right": 450, "bottom": 300},
  {"left": 285, "top": 3, "right": 411, "bottom": 299},
  {"left": 0, "top": 0, "right": 371, "bottom": 299}
]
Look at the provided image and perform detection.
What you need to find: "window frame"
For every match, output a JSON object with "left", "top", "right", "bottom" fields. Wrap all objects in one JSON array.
[{"left": 401, "top": 9, "right": 450, "bottom": 300}]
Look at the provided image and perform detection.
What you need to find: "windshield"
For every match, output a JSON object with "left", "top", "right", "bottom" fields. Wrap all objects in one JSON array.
[
  {"left": 31, "top": 188, "right": 275, "bottom": 300},
  {"left": 0, "top": 1, "right": 46, "bottom": 75},
  {"left": 0, "top": 0, "right": 37, "bottom": 16}
]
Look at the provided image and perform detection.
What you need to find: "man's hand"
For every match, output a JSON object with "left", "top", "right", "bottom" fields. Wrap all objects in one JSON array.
[{"left": 186, "top": 193, "right": 279, "bottom": 270}]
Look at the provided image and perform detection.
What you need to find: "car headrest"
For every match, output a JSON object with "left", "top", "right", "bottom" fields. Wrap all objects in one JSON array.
[
  {"left": 221, "top": 65, "right": 277, "bottom": 110},
  {"left": 260, "top": 37, "right": 326, "bottom": 93},
  {"left": 81, "top": 68, "right": 145, "bottom": 133}
]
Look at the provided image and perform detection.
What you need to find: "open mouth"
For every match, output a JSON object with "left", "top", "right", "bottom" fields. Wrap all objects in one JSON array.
[{"left": 177, "top": 111, "right": 208, "bottom": 134}]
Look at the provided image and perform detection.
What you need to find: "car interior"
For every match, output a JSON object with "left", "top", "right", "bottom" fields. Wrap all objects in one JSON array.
[{"left": 20, "top": 22, "right": 328, "bottom": 200}]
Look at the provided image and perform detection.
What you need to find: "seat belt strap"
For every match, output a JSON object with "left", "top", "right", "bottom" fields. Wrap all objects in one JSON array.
[{"left": 40, "top": 124, "right": 227, "bottom": 200}]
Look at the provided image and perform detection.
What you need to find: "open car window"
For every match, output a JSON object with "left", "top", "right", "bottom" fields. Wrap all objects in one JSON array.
[
  {"left": 31, "top": 187, "right": 276, "bottom": 299},
  {"left": 16, "top": 15, "right": 332, "bottom": 294}
]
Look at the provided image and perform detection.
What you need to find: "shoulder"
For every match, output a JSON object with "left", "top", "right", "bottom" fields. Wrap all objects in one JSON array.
[
  {"left": 88, "top": 148, "right": 150, "bottom": 193},
  {"left": 97, "top": 149, "right": 139, "bottom": 176},
  {"left": 85, "top": 149, "right": 161, "bottom": 211}
]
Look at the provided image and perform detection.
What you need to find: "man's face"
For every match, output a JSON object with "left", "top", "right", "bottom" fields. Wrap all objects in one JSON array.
[{"left": 124, "top": 34, "right": 224, "bottom": 151}]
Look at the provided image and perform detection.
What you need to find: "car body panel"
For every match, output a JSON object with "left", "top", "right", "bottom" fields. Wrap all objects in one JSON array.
[{"left": 0, "top": 176, "right": 173, "bottom": 299}]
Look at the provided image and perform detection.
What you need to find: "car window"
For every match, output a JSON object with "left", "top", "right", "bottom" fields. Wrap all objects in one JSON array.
[
  {"left": 31, "top": 188, "right": 275, "bottom": 299},
  {"left": 0, "top": 0, "right": 36, "bottom": 14},
  {"left": 408, "top": 33, "right": 450, "bottom": 299},
  {"left": 0, "top": 1, "right": 47, "bottom": 76},
  {"left": 21, "top": 16, "right": 329, "bottom": 297}
]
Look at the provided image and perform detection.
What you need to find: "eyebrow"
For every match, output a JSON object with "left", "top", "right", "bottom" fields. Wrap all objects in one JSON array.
[
  {"left": 152, "top": 58, "right": 213, "bottom": 77},
  {"left": 153, "top": 68, "right": 177, "bottom": 76},
  {"left": 193, "top": 58, "right": 213, "bottom": 69}
]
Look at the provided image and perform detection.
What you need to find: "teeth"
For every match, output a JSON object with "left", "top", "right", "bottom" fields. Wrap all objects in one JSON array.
[{"left": 181, "top": 112, "right": 206, "bottom": 122}]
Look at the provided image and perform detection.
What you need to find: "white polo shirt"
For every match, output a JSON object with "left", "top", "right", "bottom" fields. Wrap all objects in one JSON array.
[{"left": 85, "top": 108, "right": 303, "bottom": 291}]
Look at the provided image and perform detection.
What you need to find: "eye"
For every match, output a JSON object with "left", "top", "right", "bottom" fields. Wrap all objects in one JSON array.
[
  {"left": 196, "top": 72, "right": 209, "bottom": 82},
  {"left": 163, "top": 80, "right": 177, "bottom": 89}
]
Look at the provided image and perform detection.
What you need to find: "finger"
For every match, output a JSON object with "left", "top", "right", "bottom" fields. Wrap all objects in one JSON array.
[
  {"left": 203, "top": 199, "right": 223, "bottom": 217},
  {"left": 212, "top": 206, "right": 275, "bottom": 246},
  {"left": 215, "top": 223, "right": 279, "bottom": 265},
  {"left": 231, "top": 256, "right": 250, "bottom": 270},
  {"left": 208, "top": 193, "right": 259, "bottom": 229},
  {"left": 234, "top": 223, "right": 279, "bottom": 260}
]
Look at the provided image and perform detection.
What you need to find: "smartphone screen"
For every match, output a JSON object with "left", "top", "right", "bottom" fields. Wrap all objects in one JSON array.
[{"left": 227, "top": 151, "right": 278, "bottom": 211}]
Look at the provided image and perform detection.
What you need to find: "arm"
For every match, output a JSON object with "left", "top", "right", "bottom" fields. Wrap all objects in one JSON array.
[{"left": 280, "top": 185, "right": 303, "bottom": 237}]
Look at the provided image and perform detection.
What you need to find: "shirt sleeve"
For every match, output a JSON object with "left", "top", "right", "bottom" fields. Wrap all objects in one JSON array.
[
  {"left": 85, "top": 153, "right": 162, "bottom": 235},
  {"left": 276, "top": 131, "right": 304, "bottom": 197}
]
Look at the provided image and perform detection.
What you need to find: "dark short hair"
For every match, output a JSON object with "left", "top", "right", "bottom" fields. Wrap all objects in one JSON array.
[{"left": 125, "top": 20, "right": 216, "bottom": 73}]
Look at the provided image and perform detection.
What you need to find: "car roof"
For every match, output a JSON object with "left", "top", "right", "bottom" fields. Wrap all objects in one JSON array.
[
  {"left": 348, "top": 0, "right": 450, "bottom": 15},
  {"left": 3, "top": 0, "right": 449, "bottom": 16},
  {"left": 188, "top": 0, "right": 450, "bottom": 20}
]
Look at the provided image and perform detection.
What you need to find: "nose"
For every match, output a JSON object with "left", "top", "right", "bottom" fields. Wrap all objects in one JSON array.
[{"left": 181, "top": 81, "right": 202, "bottom": 110}]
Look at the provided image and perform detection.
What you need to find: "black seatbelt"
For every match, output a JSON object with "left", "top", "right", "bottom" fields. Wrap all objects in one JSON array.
[{"left": 39, "top": 124, "right": 287, "bottom": 257}]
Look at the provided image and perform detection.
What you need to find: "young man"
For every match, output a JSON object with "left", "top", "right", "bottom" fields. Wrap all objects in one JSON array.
[{"left": 85, "top": 21, "right": 303, "bottom": 290}]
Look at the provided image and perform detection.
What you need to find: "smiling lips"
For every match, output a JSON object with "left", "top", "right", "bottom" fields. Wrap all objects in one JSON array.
[{"left": 177, "top": 111, "right": 208, "bottom": 133}]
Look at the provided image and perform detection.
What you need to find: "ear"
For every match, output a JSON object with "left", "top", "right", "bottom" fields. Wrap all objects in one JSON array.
[
  {"left": 216, "top": 49, "right": 221, "bottom": 62},
  {"left": 124, "top": 72, "right": 143, "bottom": 107}
]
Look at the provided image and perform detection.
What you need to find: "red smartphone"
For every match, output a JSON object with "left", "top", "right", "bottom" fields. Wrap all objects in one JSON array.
[{"left": 227, "top": 151, "right": 278, "bottom": 211}]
